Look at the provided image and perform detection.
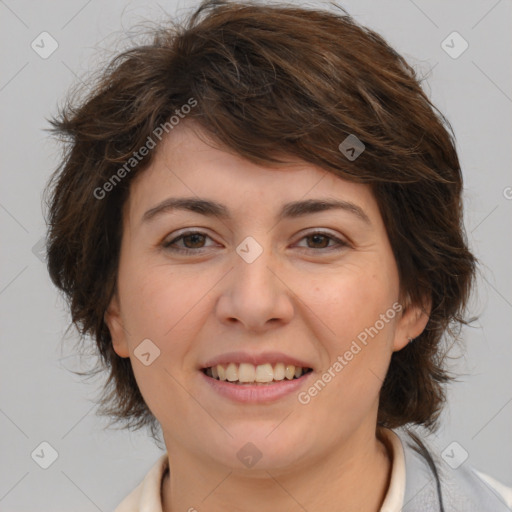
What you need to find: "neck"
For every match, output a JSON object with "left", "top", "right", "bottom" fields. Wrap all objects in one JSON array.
[{"left": 161, "top": 427, "right": 393, "bottom": 512}]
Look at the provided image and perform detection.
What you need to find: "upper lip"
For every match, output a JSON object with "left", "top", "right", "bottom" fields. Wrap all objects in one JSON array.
[{"left": 200, "top": 351, "right": 313, "bottom": 370}]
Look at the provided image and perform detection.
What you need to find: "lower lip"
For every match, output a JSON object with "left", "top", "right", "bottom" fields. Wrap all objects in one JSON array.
[{"left": 200, "top": 370, "right": 313, "bottom": 403}]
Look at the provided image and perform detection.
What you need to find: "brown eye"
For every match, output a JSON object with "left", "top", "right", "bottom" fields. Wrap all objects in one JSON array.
[
  {"left": 180, "top": 233, "right": 207, "bottom": 249},
  {"left": 306, "top": 234, "right": 331, "bottom": 249},
  {"left": 295, "top": 231, "right": 348, "bottom": 252},
  {"left": 163, "top": 231, "right": 214, "bottom": 253}
]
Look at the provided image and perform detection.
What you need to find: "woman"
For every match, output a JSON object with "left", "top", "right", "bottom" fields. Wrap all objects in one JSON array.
[{"left": 44, "top": 1, "right": 512, "bottom": 510}]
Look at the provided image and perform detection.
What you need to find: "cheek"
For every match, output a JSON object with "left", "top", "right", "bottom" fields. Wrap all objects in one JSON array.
[
  {"left": 303, "top": 265, "right": 398, "bottom": 346},
  {"left": 298, "top": 259, "right": 400, "bottom": 410},
  {"left": 120, "top": 262, "right": 210, "bottom": 425},
  {"left": 295, "top": 270, "right": 398, "bottom": 429},
  {"left": 119, "top": 261, "right": 206, "bottom": 359}
]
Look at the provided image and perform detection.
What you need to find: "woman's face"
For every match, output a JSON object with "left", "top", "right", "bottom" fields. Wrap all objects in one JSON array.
[{"left": 106, "top": 120, "right": 427, "bottom": 471}]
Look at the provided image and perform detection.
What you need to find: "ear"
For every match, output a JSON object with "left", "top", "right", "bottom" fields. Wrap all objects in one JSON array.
[
  {"left": 104, "top": 291, "right": 130, "bottom": 358},
  {"left": 393, "top": 294, "right": 432, "bottom": 352}
]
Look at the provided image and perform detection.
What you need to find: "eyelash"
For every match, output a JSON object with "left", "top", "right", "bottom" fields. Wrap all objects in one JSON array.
[{"left": 162, "top": 230, "right": 349, "bottom": 255}]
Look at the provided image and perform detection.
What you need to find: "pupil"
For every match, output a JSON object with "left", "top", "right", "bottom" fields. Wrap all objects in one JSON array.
[
  {"left": 309, "top": 234, "right": 328, "bottom": 248},
  {"left": 185, "top": 234, "right": 204, "bottom": 248}
]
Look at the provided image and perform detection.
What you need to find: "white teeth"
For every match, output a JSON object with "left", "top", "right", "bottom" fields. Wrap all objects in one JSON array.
[
  {"left": 273, "top": 362, "right": 285, "bottom": 381},
  {"left": 255, "top": 363, "right": 274, "bottom": 382},
  {"left": 238, "top": 362, "right": 256, "bottom": 382},
  {"left": 225, "top": 363, "right": 238, "bottom": 382},
  {"left": 205, "top": 362, "right": 310, "bottom": 383},
  {"left": 285, "top": 364, "right": 295, "bottom": 380},
  {"left": 217, "top": 365, "right": 227, "bottom": 381}
]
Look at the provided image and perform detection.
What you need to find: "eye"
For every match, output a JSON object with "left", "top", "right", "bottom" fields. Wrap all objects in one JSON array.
[
  {"left": 162, "top": 231, "right": 215, "bottom": 254},
  {"left": 294, "top": 231, "right": 348, "bottom": 252}
]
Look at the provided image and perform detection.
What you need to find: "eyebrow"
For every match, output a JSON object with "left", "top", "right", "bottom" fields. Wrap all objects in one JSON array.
[{"left": 141, "top": 197, "right": 371, "bottom": 225}]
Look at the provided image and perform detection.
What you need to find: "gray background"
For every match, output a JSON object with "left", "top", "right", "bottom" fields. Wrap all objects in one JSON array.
[{"left": 1, "top": 0, "right": 511, "bottom": 510}]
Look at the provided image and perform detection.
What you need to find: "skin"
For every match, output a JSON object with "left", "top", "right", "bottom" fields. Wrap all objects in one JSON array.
[{"left": 105, "top": 120, "right": 430, "bottom": 512}]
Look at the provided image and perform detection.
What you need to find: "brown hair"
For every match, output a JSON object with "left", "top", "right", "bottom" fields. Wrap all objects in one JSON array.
[{"left": 44, "top": 0, "right": 476, "bottom": 440}]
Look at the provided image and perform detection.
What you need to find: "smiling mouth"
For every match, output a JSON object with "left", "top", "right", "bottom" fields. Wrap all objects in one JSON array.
[{"left": 201, "top": 362, "right": 313, "bottom": 385}]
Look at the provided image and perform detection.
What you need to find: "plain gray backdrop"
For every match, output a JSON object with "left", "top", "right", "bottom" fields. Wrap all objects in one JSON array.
[{"left": 1, "top": 0, "right": 511, "bottom": 510}]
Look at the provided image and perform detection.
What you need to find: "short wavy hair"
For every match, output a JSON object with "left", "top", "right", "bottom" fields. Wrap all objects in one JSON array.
[{"left": 44, "top": 0, "right": 476, "bottom": 440}]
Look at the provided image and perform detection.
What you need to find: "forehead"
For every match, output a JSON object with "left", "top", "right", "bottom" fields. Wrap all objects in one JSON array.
[{"left": 124, "top": 121, "right": 380, "bottom": 226}]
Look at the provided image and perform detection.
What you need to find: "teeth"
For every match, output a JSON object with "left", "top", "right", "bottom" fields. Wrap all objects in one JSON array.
[
  {"left": 225, "top": 363, "right": 238, "bottom": 382},
  {"left": 255, "top": 363, "right": 274, "bottom": 382},
  {"left": 217, "top": 364, "right": 227, "bottom": 381},
  {"left": 273, "top": 362, "right": 285, "bottom": 381},
  {"left": 285, "top": 364, "right": 295, "bottom": 380},
  {"left": 238, "top": 363, "right": 256, "bottom": 382},
  {"left": 205, "top": 362, "right": 310, "bottom": 383}
]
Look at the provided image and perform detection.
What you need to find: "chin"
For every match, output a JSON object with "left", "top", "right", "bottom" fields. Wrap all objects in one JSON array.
[{"left": 203, "top": 424, "right": 311, "bottom": 471}]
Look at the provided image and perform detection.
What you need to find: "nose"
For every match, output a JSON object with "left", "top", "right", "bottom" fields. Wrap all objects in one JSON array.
[{"left": 215, "top": 245, "right": 295, "bottom": 333}]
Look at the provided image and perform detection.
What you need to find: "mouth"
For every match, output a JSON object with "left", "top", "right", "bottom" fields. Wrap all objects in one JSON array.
[{"left": 201, "top": 362, "right": 313, "bottom": 385}]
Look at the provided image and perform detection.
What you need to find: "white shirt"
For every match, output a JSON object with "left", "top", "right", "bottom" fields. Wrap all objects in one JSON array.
[{"left": 114, "top": 428, "right": 512, "bottom": 511}]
